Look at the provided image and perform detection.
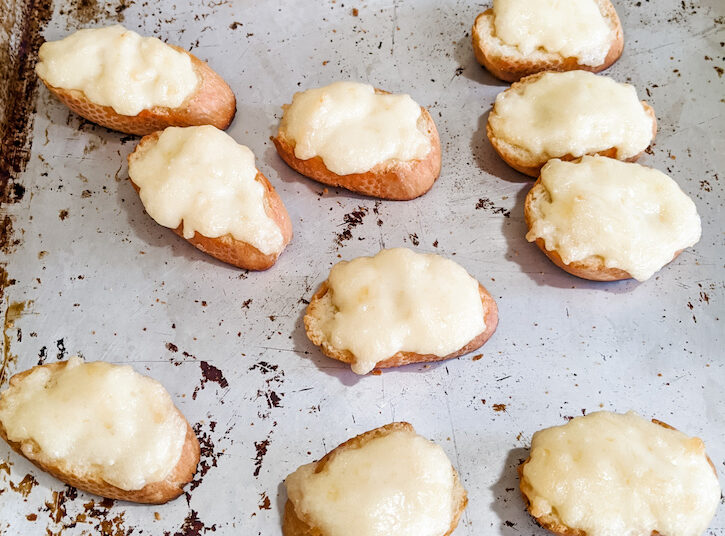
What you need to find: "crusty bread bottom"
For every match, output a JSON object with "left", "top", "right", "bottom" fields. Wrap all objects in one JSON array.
[
  {"left": 486, "top": 72, "right": 658, "bottom": 178},
  {"left": 304, "top": 282, "right": 499, "bottom": 371},
  {"left": 471, "top": 0, "right": 624, "bottom": 83},
  {"left": 129, "top": 131, "right": 293, "bottom": 271},
  {"left": 518, "top": 419, "right": 717, "bottom": 536},
  {"left": 272, "top": 92, "right": 442, "bottom": 200},
  {"left": 282, "top": 422, "right": 468, "bottom": 536},
  {"left": 39, "top": 44, "right": 236, "bottom": 136},
  {"left": 524, "top": 177, "right": 682, "bottom": 281},
  {"left": 0, "top": 362, "right": 200, "bottom": 504}
]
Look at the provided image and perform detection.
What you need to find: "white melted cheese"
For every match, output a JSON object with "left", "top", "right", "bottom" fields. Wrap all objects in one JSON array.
[
  {"left": 318, "top": 248, "right": 485, "bottom": 375},
  {"left": 286, "top": 428, "right": 456, "bottom": 536},
  {"left": 489, "top": 71, "right": 654, "bottom": 161},
  {"left": 128, "top": 125, "right": 283, "bottom": 255},
  {"left": 526, "top": 156, "right": 701, "bottom": 281},
  {"left": 279, "top": 81, "right": 431, "bottom": 175},
  {"left": 36, "top": 25, "right": 199, "bottom": 116},
  {"left": 492, "top": 0, "right": 612, "bottom": 66},
  {"left": 523, "top": 411, "right": 721, "bottom": 536},
  {"left": 0, "top": 357, "right": 186, "bottom": 491}
]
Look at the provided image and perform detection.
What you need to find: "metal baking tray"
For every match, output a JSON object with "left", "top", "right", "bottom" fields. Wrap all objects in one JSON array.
[{"left": 1, "top": 0, "right": 723, "bottom": 534}]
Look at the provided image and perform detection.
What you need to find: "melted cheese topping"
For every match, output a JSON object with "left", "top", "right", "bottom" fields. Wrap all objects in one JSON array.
[
  {"left": 128, "top": 126, "right": 283, "bottom": 255},
  {"left": 317, "top": 248, "right": 485, "bottom": 374},
  {"left": 522, "top": 411, "right": 721, "bottom": 536},
  {"left": 36, "top": 25, "right": 199, "bottom": 116},
  {"left": 526, "top": 156, "right": 701, "bottom": 281},
  {"left": 492, "top": 0, "right": 612, "bottom": 66},
  {"left": 489, "top": 71, "right": 654, "bottom": 161},
  {"left": 279, "top": 81, "right": 431, "bottom": 175},
  {"left": 286, "top": 428, "right": 456, "bottom": 536},
  {"left": 0, "top": 357, "right": 186, "bottom": 491}
]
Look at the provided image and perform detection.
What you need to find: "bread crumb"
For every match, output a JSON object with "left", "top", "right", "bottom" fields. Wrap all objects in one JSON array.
[{"left": 352, "top": 7, "right": 359, "bottom": 16}]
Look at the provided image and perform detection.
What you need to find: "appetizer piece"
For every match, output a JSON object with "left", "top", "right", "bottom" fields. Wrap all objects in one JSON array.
[
  {"left": 304, "top": 248, "right": 498, "bottom": 374},
  {"left": 0, "top": 357, "right": 199, "bottom": 504},
  {"left": 520, "top": 411, "right": 721, "bottom": 536},
  {"left": 272, "top": 81, "right": 441, "bottom": 200},
  {"left": 472, "top": 0, "right": 623, "bottom": 82},
  {"left": 524, "top": 156, "right": 701, "bottom": 281},
  {"left": 487, "top": 70, "right": 656, "bottom": 177},
  {"left": 284, "top": 422, "right": 467, "bottom": 536},
  {"left": 128, "top": 125, "right": 292, "bottom": 270},
  {"left": 36, "top": 25, "right": 236, "bottom": 135}
]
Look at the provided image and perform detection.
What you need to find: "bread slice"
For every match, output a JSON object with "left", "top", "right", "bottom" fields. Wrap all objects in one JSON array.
[
  {"left": 128, "top": 131, "right": 293, "bottom": 271},
  {"left": 487, "top": 72, "right": 657, "bottom": 178},
  {"left": 518, "top": 419, "right": 718, "bottom": 536},
  {"left": 304, "top": 281, "right": 498, "bottom": 371},
  {"left": 472, "top": 0, "right": 624, "bottom": 83},
  {"left": 524, "top": 175, "right": 682, "bottom": 281},
  {"left": 0, "top": 362, "right": 200, "bottom": 504},
  {"left": 272, "top": 90, "right": 441, "bottom": 200},
  {"left": 38, "top": 44, "right": 236, "bottom": 136},
  {"left": 283, "top": 422, "right": 468, "bottom": 536}
]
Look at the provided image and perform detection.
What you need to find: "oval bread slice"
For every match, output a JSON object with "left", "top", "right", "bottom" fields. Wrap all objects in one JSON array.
[
  {"left": 523, "top": 159, "right": 697, "bottom": 282},
  {"left": 39, "top": 44, "right": 236, "bottom": 136},
  {"left": 472, "top": 0, "right": 624, "bottom": 83},
  {"left": 272, "top": 89, "right": 442, "bottom": 201},
  {"left": 283, "top": 422, "right": 468, "bottom": 536},
  {"left": 0, "top": 361, "right": 200, "bottom": 504},
  {"left": 304, "top": 281, "right": 499, "bottom": 371},
  {"left": 128, "top": 130, "right": 293, "bottom": 271},
  {"left": 518, "top": 417, "right": 719, "bottom": 536},
  {"left": 486, "top": 72, "right": 657, "bottom": 178}
]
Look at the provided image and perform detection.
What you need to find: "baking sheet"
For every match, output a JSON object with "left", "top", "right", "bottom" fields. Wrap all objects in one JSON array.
[{"left": 1, "top": 0, "right": 724, "bottom": 534}]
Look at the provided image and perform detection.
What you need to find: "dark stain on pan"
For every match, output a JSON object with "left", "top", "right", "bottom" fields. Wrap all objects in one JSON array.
[
  {"left": 335, "top": 206, "right": 368, "bottom": 246},
  {"left": 0, "top": 0, "right": 52, "bottom": 207},
  {"left": 167, "top": 509, "right": 216, "bottom": 536},
  {"left": 192, "top": 361, "right": 229, "bottom": 400},
  {"left": 1, "top": 300, "right": 32, "bottom": 386},
  {"left": 8, "top": 474, "right": 38, "bottom": 498},
  {"left": 187, "top": 421, "right": 224, "bottom": 495},
  {"left": 59, "top": 0, "right": 135, "bottom": 25},
  {"left": 258, "top": 492, "right": 271, "bottom": 510},
  {"left": 56, "top": 338, "right": 67, "bottom": 360},
  {"left": 253, "top": 437, "right": 270, "bottom": 477},
  {"left": 475, "top": 198, "right": 511, "bottom": 218}
]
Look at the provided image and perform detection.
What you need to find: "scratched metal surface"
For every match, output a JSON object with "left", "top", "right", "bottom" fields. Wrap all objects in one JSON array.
[{"left": 0, "top": 0, "right": 723, "bottom": 534}]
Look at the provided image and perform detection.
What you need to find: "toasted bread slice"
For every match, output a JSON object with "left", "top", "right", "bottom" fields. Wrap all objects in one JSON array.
[
  {"left": 0, "top": 361, "right": 199, "bottom": 504},
  {"left": 283, "top": 422, "right": 468, "bottom": 536},
  {"left": 38, "top": 43, "right": 235, "bottom": 136},
  {"left": 518, "top": 417, "right": 719, "bottom": 536},
  {"left": 472, "top": 0, "right": 624, "bottom": 83},
  {"left": 304, "top": 281, "right": 498, "bottom": 371},
  {"left": 128, "top": 130, "right": 293, "bottom": 271},
  {"left": 272, "top": 89, "right": 441, "bottom": 200},
  {"left": 487, "top": 72, "right": 657, "bottom": 177},
  {"left": 524, "top": 163, "right": 693, "bottom": 282}
]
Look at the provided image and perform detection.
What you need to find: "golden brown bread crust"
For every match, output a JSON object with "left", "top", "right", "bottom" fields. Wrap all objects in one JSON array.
[
  {"left": 304, "top": 282, "right": 499, "bottom": 371},
  {"left": 0, "top": 362, "right": 200, "bottom": 504},
  {"left": 38, "top": 44, "right": 236, "bottom": 136},
  {"left": 128, "top": 130, "right": 293, "bottom": 271},
  {"left": 524, "top": 175, "right": 682, "bottom": 281},
  {"left": 282, "top": 422, "right": 468, "bottom": 536},
  {"left": 486, "top": 72, "right": 658, "bottom": 178},
  {"left": 518, "top": 419, "right": 718, "bottom": 536},
  {"left": 272, "top": 90, "right": 441, "bottom": 200},
  {"left": 471, "top": 0, "right": 624, "bottom": 83}
]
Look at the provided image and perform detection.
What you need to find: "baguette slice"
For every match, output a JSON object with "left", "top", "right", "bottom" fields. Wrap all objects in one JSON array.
[
  {"left": 39, "top": 44, "right": 236, "bottom": 136},
  {"left": 487, "top": 72, "right": 657, "bottom": 178},
  {"left": 472, "top": 0, "right": 624, "bottom": 83},
  {"left": 283, "top": 422, "right": 468, "bottom": 536},
  {"left": 524, "top": 174, "right": 684, "bottom": 282},
  {"left": 518, "top": 418, "right": 719, "bottom": 536},
  {"left": 272, "top": 90, "right": 441, "bottom": 200},
  {"left": 128, "top": 130, "right": 293, "bottom": 271},
  {"left": 304, "top": 281, "right": 498, "bottom": 371},
  {"left": 0, "top": 362, "right": 200, "bottom": 504}
]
